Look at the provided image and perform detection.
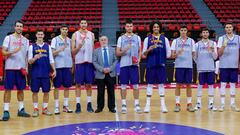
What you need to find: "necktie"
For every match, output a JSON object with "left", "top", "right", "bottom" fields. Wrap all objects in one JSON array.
[{"left": 103, "top": 48, "right": 109, "bottom": 68}]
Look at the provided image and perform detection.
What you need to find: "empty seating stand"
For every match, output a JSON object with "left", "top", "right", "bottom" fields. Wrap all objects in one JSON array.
[
  {"left": 0, "top": 0, "right": 18, "bottom": 25},
  {"left": 21, "top": 0, "right": 102, "bottom": 33},
  {"left": 204, "top": 0, "right": 240, "bottom": 33},
  {"left": 118, "top": 0, "right": 204, "bottom": 31}
]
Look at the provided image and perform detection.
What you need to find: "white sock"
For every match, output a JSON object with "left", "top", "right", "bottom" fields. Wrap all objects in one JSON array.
[
  {"left": 220, "top": 82, "right": 226, "bottom": 95},
  {"left": 64, "top": 98, "right": 69, "bottom": 106},
  {"left": 158, "top": 84, "right": 165, "bottom": 96},
  {"left": 4, "top": 103, "right": 10, "bottom": 111},
  {"left": 221, "top": 97, "right": 225, "bottom": 105},
  {"left": 197, "top": 97, "right": 201, "bottom": 103},
  {"left": 55, "top": 100, "right": 59, "bottom": 108},
  {"left": 87, "top": 96, "right": 91, "bottom": 103},
  {"left": 230, "top": 83, "right": 236, "bottom": 102},
  {"left": 33, "top": 103, "right": 38, "bottom": 109},
  {"left": 230, "top": 97, "right": 235, "bottom": 106},
  {"left": 160, "top": 96, "right": 165, "bottom": 105},
  {"left": 208, "top": 85, "right": 214, "bottom": 95},
  {"left": 76, "top": 97, "right": 80, "bottom": 103},
  {"left": 122, "top": 99, "right": 126, "bottom": 105},
  {"left": 209, "top": 97, "right": 214, "bottom": 104},
  {"left": 176, "top": 96, "right": 180, "bottom": 104},
  {"left": 187, "top": 97, "right": 192, "bottom": 104},
  {"left": 146, "top": 97, "right": 151, "bottom": 106},
  {"left": 197, "top": 84, "right": 203, "bottom": 97},
  {"left": 18, "top": 101, "right": 24, "bottom": 111},
  {"left": 43, "top": 103, "right": 48, "bottom": 109},
  {"left": 146, "top": 84, "right": 153, "bottom": 95},
  {"left": 134, "top": 99, "right": 139, "bottom": 105}
]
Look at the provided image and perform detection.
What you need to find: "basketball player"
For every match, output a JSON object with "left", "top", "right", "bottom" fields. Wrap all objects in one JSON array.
[
  {"left": 217, "top": 22, "right": 240, "bottom": 112},
  {"left": 116, "top": 19, "right": 142, "bottom": 114},
  {"left": 71, "top": 18, "right": 95, "bottom": 113},
  {"left": 28, "top": 30, "right": 56, "bottom": 117},
  {"left": 194, "top": 28, "right": 218, "bottom": 111},
  {"left": 1, "top": 20, "right": 30, "bottom": 121},
  {"left": 51, "top": 24, "right": 73, "bottom": 114},
  {"left": 142, "top": 21, "right": 171, "bottom": 113},
  {"left": 171, "top": 25, "right": 196, "bottom": 112}
]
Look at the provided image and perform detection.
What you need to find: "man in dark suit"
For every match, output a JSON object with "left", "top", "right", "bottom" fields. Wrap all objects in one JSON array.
[{"left": 93, "top": 36, "right": 117, "bottom": 113}]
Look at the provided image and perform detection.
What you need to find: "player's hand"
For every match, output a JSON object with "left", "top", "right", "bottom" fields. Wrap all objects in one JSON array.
[
  {"left": 51, "top": 70, "right": 56, "bottom": 78},
  {"left": 59, "top": 45, "right": 66, "bottom": 52},
  {"left": 148, "top": 45, "right": 155, "bottom": 52},
  {"left": 0, "top": 76, "right": 3, "bottom": 81},
  {"left": 77, "top": 43, "right": 83, "bottom": 50},
  {"left": 103, "top": 68, "right": 110, "bottom": 74},
  {"left": 71, "top": 67, "right": 74, "bottom": 74},
  {"left": 124, "top": 44, "right": 132, "bottom": 51},
  {"left": 141, "top": 54, "right": 147, "bottom": 59},
  {"left": 12, "top": 46, "right": 21, "bottom": 54},
  {"left": 177, "top": 49, "right": 184, "bottom": 56},
  {"left": 34, "top": 54, "right": 42, "bottom": 60},
  {"left": 223, "top": 38, "right": 228, "bottom": 47}
]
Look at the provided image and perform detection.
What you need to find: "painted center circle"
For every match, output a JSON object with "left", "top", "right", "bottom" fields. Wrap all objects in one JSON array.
[{"left": 24, "top": 121, "right": 223, "bottom": 135}]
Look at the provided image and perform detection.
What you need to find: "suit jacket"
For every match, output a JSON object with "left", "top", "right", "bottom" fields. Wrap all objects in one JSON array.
[{"left": 93, "top": 46, "right": 117, "bottom": 79}]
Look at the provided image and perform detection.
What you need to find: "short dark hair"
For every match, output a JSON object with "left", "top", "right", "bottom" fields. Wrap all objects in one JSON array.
[
  {"left": 201, "top": 28, "right": 209, "bottom": 32},
  {"left": 15, "top": 20, "right": 24, "bottom": 26},
  {"left": 149, "top": 21, "right": 162, "bottom": 34},
  {"left": 36, "top": 29, "right": 44, "bottom": 34},
  {"left": 180, "top": 24, "right": 187, "bottom": 29},
  {"left": 80, "top": 18, "right": 87, "bottom": 22},
  {"left": 60, "top": 24, "right": 68, "bottom": 29},
  {"left": 125, "top": 19, "right": 133, "bottom": 25},
  {"left": 224, "top": 22, "right": 234, "bottom": 28}
]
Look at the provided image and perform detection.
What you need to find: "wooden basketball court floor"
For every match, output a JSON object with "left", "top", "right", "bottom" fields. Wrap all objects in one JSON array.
[{"left": 0, "top": 87, "right": 239, "bottom": 135}]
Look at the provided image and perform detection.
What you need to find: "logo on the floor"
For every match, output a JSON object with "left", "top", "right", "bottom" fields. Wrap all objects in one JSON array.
[{"left": 24, "top": 121, "right": 223, "bottom": 135}]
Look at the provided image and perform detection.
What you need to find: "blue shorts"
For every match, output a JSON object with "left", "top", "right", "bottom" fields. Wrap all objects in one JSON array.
[
  {"left": 220, "top": 68, "right": 238, "bottom": 83},
  {"left": 4, "top": 70, "right": 26, "bottom": 90},
  {"left": 31, "top": 78, "right": 51, "bottom": 93},
  {"left": 53, "top": 68, "right": 72, "bottom": 88},
  {"left": 120, "top": 65, "right": 139, "bottom": 85},
  {"left": 146, "top": 66, "right": 167, "bottom": 84},
  {"left": 75, "top": 63, "right": 95, "bottom": 85},
  {"left": 198, "top": 72, "right": 215, "bottom": 85},
  {"left": 175, "top": 68, "right": 192, "bottom": 84}
]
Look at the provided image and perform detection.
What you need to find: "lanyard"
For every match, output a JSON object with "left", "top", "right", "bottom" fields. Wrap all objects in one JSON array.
[
  {"left": 152, "top": 34, "right": 161, "bottom": 47},
  {"left": 180, "top": 37, "right": 188, "bottom": 48},
  {"left": 59, "top": 35, "right": 67, "bottom": 47},
  {"left": 125, "top": 34, "right": 133, "bottom": 45},
  {"left": 14, "top": 33, "right": 23, "bottom": 46}
]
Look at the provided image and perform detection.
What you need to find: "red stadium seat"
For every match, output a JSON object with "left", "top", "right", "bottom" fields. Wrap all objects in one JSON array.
[
  {"left": 23, "top": 26, "right": 29, "bottom": 33},
  {"left": 204, "top": 0, "right": 239, "bottom": 25},
  {"left": 193, "top": 24, "right": 201, "bottom": 30},
  {"left": 69, "top": 26, "right": 76, "bottom": 32},
  {"left": 21, "top": 0, "right": 102, "bottom": 29},
  {"left": 29, "top": 27, "right": 37, "bottom": 32},
  {"left": 0, "top": 0, "right": 17, "bottom": 25},
  {"left": 118, "top": 0, "right": 204, "bottom": 28}
]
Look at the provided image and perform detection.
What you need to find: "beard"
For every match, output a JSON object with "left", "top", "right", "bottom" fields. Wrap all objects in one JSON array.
[{"left": 16, "top": 30, "right": 22, "bottom": 34}]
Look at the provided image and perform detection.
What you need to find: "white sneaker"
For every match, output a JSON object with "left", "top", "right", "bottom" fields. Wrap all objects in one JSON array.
[
  {"left": 54, "top": 107, "right": 60, "bottom": 115},
  {"left": 121, "top": 104, "right": 127, "bottom": 114},
  {"left": 161, "top": 104, "right": 168, "bottom": 113},
  {"left": 134, "top": 104, "right": 142, "bottom": 114},
  {"left": 194, "top": 102, "right": 201, "bottom": 111},
  {"left": 208, "top": 103, "right": 218, "bottom": 112},
  {"left": 218, "top": 104, "right": 225, "bottom": 112},
  {"left": 144, "top": 105, "right": 150, "bottom": 113},
  {"left": 231, "top": 104, "right": 240, "bottom": 112}
]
